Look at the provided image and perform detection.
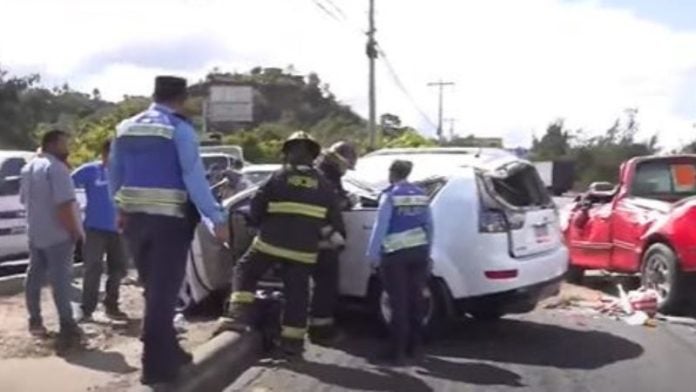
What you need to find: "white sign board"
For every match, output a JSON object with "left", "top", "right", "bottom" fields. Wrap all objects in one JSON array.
[{"left": 208, "top": 85, "right": 253, "bottom": 123}]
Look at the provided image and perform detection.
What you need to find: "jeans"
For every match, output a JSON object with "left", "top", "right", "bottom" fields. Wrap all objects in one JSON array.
[
  {"left": 81, "top": 229, "right": 128, "bottom": 315},
  {"left": 25, "top": 240, "right": 76, "bottom": 329}
]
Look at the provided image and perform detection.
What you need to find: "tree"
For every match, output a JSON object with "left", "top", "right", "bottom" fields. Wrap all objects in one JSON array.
[{"left": 531, "top": 120, "right": 571, "bottom": 160}]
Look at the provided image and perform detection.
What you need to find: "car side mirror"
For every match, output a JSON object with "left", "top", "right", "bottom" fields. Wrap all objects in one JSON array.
[{"left": 588, "top": 181, "right": 615, "bottom": 194}]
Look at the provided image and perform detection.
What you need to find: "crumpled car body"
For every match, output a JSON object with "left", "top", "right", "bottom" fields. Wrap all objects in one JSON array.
[{"left": 183, "top": 148, "right": 568, "bottom": 325}]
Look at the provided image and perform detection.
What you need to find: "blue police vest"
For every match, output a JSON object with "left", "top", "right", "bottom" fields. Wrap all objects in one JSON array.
[
  {"left": 114, "top": 105, "right": 189, "bottom": 218},
  {"left": 382, "top": 182, "right": 430, "bottom": 253}
]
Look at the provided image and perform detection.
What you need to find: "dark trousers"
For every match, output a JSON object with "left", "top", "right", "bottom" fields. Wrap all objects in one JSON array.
[
  {"left": 231, "top": 249, "right": 311, "bottom": 342},
  {"left": 123, "top": 214, "right": 194, "bottom": 378},
  {"left": 81, "top": 229, "right": 128, "bottom": 315},
  {"left": 380, "top": 246, "right": 429, "bottom": 355},
  {"left": 309, "top": 249, "right": 339, "bottom": 328}
]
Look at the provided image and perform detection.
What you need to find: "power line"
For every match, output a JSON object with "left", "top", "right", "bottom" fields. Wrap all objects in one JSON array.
[
  {"left": 324, "top": 0, "right": 348, "bottom": 20},
  {"left": 311, "top": 0, "right": 342, "bottom": 22},
  {"left": 376, "top": 44, "right": 438, "bottom": 131}
]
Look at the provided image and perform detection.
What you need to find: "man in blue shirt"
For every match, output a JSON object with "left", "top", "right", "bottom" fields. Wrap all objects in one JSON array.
[
  {"left": 73, "top": 139, "right": 128, "bottom": 321},
  {"left": 366, "top": 159, "right": 434, "bottom": 364},
  {"left": 109, "top": 76, "right": 228, "bottom": 386}
]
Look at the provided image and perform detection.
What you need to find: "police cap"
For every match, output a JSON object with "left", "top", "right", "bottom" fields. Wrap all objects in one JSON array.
[{"left": 154, "top": 75, "right": 188, "bottom": 102}]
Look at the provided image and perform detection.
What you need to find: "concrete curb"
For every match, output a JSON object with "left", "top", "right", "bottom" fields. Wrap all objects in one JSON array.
[
  {"left": 173, "top": 331, "right": 261, "bottom": 392},
  {"left": 128, "top": 331, "right": 261, "bottom": 392},
  {"left": 0, "top": 264, "right": 84, "bottom": 297}
]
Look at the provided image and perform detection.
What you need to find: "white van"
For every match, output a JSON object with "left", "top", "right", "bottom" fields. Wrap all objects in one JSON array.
[
  {"left": 0, "top": 151, "right": 35, "bottom": 260},
  {"left": 185, "top": 148, "right": 568, "bottom": 330}
]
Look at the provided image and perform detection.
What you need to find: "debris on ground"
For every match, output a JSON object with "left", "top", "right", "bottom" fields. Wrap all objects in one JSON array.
[{"left": 542, "top": 281, "right": 663, "bottom": 328}]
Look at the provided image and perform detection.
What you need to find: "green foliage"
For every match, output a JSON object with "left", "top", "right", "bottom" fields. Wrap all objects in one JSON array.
[
  {"left": 531, "top": 117, "right": 659, "bottom": 189},
  {"left": 68, "top": 97, "right": 149, "bottom": 166},
  {"left": 531, "top": 120, "right": 571, "bottom": 160}
]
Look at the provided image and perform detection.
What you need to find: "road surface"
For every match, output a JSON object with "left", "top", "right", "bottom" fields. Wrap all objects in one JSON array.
[{"left": 226, "top": 307, "right": 696, "bottom": 392}]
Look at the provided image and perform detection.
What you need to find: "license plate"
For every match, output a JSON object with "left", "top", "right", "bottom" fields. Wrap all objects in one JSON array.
[{"left": 534, "top": 224, "right": 550, "bottom": 243}]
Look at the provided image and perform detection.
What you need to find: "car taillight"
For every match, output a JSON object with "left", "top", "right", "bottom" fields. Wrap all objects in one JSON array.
[
  {"left": 479, "top": 210, "right": 508, "bottom": 233},
  {"left": 485, "top": 269, "right": 519, "bottom": 279}
]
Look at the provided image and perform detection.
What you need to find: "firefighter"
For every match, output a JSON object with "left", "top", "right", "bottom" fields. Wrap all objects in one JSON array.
[
  {"left": 366, "top": 159, "right": 434, "bottom": 364},
  {"left": 217, "top": 131, "right": 344, "bottom": 357},
  {"left": 308, "top": 141, "right": 357, "bottom": 343},
  {"left": 109, "top": 76, "right": 228, "bottom": 385}
]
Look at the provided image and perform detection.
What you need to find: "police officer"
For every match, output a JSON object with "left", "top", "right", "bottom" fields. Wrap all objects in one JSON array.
[
  {"left": 109, "top": 76, "right": 228, "bottom": 385},
  {"left": 366, "top": 160, "right": 434, "bottom": 364},
  {"left": 308, "top": 141, "right": 357, "bottom": 343},
  {"left": 218, "top": 131, "right": 344, "bottom": 357}
]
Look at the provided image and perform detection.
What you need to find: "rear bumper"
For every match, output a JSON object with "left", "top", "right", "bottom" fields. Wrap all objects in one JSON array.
[{"left": 456, "top": 275, "right": 563, "bottom": 315}]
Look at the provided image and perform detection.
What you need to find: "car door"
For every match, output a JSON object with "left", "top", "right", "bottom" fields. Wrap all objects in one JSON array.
[
  {"left": 611, "top": 161, "right": 672, "bottom": 272},
  {"left": 566, "top": 198, "right": 614, "bottom": 270},
  {"left": 339, "top": 208, "right": 378, "bottom": 297}
]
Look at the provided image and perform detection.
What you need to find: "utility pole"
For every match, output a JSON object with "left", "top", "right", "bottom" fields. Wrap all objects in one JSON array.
[
  {"left": 427, "top": 80, "right": 455, "bottom": 144},
  {"left": 367, "top": 0, "right": 378, "bottom": 150}
]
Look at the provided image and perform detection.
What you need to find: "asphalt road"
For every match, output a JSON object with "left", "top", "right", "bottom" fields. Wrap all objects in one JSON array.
[{"left": 225, "top": 308, "right": 696, "bottom": 392}]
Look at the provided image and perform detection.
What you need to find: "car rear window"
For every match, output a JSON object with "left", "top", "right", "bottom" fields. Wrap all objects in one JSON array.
[
  {"left": 489, "top": 166, "right": 551, "bottom": 207},
  {"left": 632, "top": 160, "right": 696, "bottom": 200}
]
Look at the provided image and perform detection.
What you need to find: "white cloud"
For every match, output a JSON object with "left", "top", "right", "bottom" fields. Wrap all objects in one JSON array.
[{"left": 1, "top": 0, "right": 696, "bottom": 148}]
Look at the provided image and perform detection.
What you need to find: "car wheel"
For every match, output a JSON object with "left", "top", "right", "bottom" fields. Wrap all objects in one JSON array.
[
  {"left": 372, "top": 278, "right": 450, "bottom": 337},
  {"left": 566, "top": 265, "right": 585, "bottom": 284},
  {"left": 642, "top": 243, "right": 683, "bottom": 314}
]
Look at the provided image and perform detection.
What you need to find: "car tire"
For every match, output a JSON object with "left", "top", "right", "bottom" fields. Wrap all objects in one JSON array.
[
  {"left": 566, "top": 265, "right": 585, "bottom": 284},
  {"left": 371, "top": 277, "right": 451, "bottom": 338},
  {"left": 641, "top": 243, "right": 684, "bottom": 314}
]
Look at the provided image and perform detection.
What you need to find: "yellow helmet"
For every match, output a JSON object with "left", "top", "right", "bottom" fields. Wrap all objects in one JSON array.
[{"left": 283, "top": 131, "right": 321, "bottom": 159}]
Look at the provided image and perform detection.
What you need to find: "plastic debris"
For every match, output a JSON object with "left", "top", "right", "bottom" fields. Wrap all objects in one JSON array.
[{"left": 623, "top": 311, "right": 650, "bottom": 326}]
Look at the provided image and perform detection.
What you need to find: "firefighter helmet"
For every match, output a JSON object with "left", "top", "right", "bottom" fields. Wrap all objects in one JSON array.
[
  {"left": 282, "top": 131, "right": 321, "bottom": 159},
  {"left": 328, "top": 141, "right": 358, "bottom": 170}
]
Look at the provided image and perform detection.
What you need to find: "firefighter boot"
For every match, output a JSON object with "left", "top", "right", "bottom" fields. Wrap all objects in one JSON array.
[
  {"left": 213, "top": 302, "right": 253, "bottom": 336},
  {"left": 279, "top": 337, "right": 305, "bottom": 359}
]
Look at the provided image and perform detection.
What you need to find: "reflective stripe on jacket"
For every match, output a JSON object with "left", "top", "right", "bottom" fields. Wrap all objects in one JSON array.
[
  {"left": 383, "top": 182, "right": 430, "bottom": 254},
  {"left": 113, "top": 104, "right": 188, "bottom": 218},
  {"left": 250, "top": 165, "right": 344, "bottom": 263}
]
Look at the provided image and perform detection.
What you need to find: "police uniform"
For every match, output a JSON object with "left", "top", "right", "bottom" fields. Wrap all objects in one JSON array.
[
  {"left": 109, "top": 76, "right": 226, "bottom": 384},
  {"left": 367, "top": 179, "right": 433, "bottom": 360},
  {"left": 308, "top": 147, "right": 353, "bottom": 339},
  {"left": 223, "top": 133, "right": 344, "bottom": 355}
]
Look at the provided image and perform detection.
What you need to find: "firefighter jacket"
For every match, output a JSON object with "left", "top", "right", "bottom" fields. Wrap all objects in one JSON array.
[{"left": 248, "top": 164, "right": 345, "bottom": 264}]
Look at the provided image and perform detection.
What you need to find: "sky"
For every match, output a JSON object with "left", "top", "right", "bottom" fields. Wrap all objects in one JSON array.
[{"left": 1, "top": 0, "right": 696, "bottom": 148}]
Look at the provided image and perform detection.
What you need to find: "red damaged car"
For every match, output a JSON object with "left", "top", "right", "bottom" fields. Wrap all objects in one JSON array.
[{"left": 563, "top": 155, "right": 696, "bottom": 312}]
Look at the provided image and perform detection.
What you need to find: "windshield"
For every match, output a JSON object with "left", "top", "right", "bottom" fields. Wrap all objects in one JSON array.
[{"left": 631, "top": 159, "right": 696, "bottom": 201}]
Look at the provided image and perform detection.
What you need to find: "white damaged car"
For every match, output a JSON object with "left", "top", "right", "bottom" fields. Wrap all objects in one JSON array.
[{"left": 182, "top": 148, "right": 568, "bottom": 330}]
